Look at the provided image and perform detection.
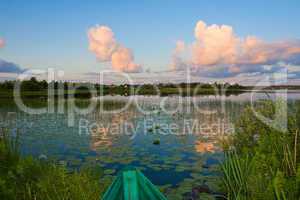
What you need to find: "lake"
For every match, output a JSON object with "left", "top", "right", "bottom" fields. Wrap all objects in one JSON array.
[{"left": 1, "top": 91, "right": 299, "bottom": 199}]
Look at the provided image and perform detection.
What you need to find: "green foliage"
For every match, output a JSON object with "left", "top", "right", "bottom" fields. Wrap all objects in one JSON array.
[
  {"left": 21, "top": 77, "right": 47, "bottom": 91},
  {"left": 0, "top": 77, "right": 248, "bottom": 98},
  {"left": 221, "top": 152, "right": 253, "bottom": 200},
  {"left": 0, "top": 129, "right": 109, "bottom": 200},
  {"left": 222, "top": 100, "right": 300, "bottom": 200}
]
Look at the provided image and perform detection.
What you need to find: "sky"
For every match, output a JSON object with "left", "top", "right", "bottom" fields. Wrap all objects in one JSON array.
[{"left": 1, "top": 0, "right": 300, "bottom": 85}]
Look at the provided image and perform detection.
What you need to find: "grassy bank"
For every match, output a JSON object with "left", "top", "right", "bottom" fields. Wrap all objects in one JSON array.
[
  {"left": 221, "top": 100, "right": 300, "bottom": 199},
  {"left": 2, "top": 77, "right": 300, "bottom": 99},
  {"left": 0, "top": 90, "right": 94, "bottom": 99},
  {"left": 0, "top": 129, "right": 110, "bottom": 200},
  {"left": 0, "top": 88, "right": 247, "bottom": 98},
  {"left": 0, "top": 77, "right": 249, "bottom": 99}
]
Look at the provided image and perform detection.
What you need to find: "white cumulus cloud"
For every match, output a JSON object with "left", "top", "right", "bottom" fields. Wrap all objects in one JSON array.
[
  {"left": 88, "top": 26, "right": 142, "bottom": 73},
  {"left": 172, "top": 20, "right": 300, "bottom": 77}
]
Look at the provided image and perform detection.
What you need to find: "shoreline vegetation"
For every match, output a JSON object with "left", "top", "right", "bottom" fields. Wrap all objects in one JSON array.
[
  {"left": 221, "top": 100, "right": 300, "bottom": 199},
  {"left": 0, "top": 128, "right": 110, "bottom": 200},
  {"left": 1, "top": 77, "right": 300, "bottom": 99}
]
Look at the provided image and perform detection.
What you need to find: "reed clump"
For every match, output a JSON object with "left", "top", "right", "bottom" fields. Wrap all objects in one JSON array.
[{"left": 221, "top": 100, "right": 300, "bottom": 200}]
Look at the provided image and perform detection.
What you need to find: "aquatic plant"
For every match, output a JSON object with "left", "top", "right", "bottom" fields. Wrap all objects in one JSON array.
[
  {"left": 221, "top": 100, "right": 300, "bottom": 199},
  {"left": 221, "top": 151, "right": 253, "bottom": 199},
  {"left": 153, "top": 139, "right": 160, "bottom": 145}
]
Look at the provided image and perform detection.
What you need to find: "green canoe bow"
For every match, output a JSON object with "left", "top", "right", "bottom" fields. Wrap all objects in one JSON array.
[{"left": 102, "top": 168, "right": 168, "bottom": 200}]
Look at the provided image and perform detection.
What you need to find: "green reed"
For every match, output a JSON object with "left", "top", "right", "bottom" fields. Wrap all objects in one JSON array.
[{"left": 221, "top": 100, "right": 300, "bottom": 200}]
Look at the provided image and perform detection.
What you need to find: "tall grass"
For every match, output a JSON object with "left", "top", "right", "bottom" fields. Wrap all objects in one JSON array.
[
  {"left": 0, "top": 128, "right": 110, "bottom": 200},
  {"left": 221, "top": 100, "right": 300, "bottom": 200},
  {"left": 221, "top": 152, "right": 253, "bottom": 199}
]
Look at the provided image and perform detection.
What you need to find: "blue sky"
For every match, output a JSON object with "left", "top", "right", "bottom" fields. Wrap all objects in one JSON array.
[{"left": 0, "top": 0, "right": 300, "bottom": 81}]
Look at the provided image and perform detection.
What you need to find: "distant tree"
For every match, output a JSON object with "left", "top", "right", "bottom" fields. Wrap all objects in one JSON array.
[{"left": 21, "top": 77, "right": 43, "bottom": 91}]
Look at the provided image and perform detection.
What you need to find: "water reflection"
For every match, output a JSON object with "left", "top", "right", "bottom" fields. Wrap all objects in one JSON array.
[
  {"left": 0, "top": 93, "right": 300, "bottom": 200},
  {"left": 89, "top": 110, "right": 139, "bottom": 151},
  {"left": 195, "top": 140, "right": 218, "bottom": 153},
  {"left": 90, "top": 127, "right": 112, "bottom": 151}
]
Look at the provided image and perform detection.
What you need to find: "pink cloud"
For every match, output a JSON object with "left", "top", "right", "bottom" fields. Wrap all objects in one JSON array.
[
  {"left": 88, "top": 26, "right": 142, "bottom": 73},
  {"left": 0, "top": 38, "right": 5, "bottom": 48},
  {"left": 171, "top": 40, "right": 189, "bottom": 71},
  {"left": 239, "top": 37, "right": 300, "bottom": 65},
  {"left": 111, "top": 47, "right": 141, "bottom": 73},
  {"left": 192, "top": 21, "right": 239, "bottom": 66},
  {"left": 174, "top": 40, "right": 185, "bottom": 54},
  {"left": 172, "top": 20, "right": 300, "bottom": 77},
  {"left": 88, "top": 26, "right": 116, "bottom": 61}
]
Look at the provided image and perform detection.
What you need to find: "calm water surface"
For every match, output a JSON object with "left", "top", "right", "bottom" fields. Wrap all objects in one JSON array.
[{"left": 1, "top": 92, "right": 299, "bottom": 199}]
